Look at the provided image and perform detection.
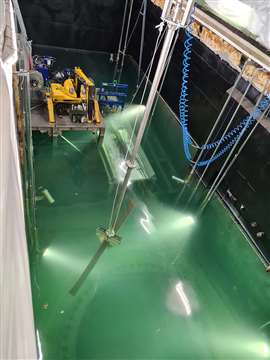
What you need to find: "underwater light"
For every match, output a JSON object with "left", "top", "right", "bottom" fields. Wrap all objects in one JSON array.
[
  {"left": 43, "top": 248, "right": 50, "bottom": 257},
  {"left": 173, "top": 215, "right": 195, "bottom": 229},
  {"left": 182, "top": 215, "right": 195, "bottom": 226},
  {"left": 175, "top": 281, "right": 192, "bottom": 316}
]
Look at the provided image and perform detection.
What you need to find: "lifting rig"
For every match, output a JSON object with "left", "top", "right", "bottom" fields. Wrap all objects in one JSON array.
[{"left": 46, "top": 66, "right": 102, "bottom": 125}]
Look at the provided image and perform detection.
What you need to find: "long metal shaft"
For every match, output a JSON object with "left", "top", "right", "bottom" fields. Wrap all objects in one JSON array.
[
  {"left": 186, "top": 64, "right": 256, "bottom": 205},
  {"left": 176, "top": 59, "right": 250, "bottom": 203},
  {"left": 137, "top": 0, "right": 147, "bottom": 87},
  {"left": 109, "top": 25, "right": 177, "bottom": 234},
  {"left": 199, "top": 83, "right": 270, "bottom": 213}
]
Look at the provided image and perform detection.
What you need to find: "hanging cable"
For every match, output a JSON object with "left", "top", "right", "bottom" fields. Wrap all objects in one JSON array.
[
  {"left": 186, "top": 66, "right": 259, "bottom": 205},
  {"left": 117, "top": 0, "right": 135, "bottom": 83},
  {"left": 199, "top": 102, "right": 270, "bottom": 214},
  {"left": 127, "top": 0, "right": 144, "bottom": 48},
  {"left": 137, "top": 0, "right": 147, "bottom": 87},
  {"left": 199, "top": 83, "right": 270, "bottom": 213},
  {"left": 131, "top": 26, "right": 166, "bottom": 104},
  {"left": 176, "top": 27, "right": 251, "bottom": 203},
  {"left": 113, "top": 0, "right": 129, "bottom": 82},
  {"left": 145, "top": 28, "right": 181, "bottom": 135}
]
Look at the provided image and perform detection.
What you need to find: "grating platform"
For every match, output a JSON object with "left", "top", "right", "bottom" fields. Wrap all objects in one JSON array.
[{"left": 31, "top": 105, "right": 105, "bottom": 140}]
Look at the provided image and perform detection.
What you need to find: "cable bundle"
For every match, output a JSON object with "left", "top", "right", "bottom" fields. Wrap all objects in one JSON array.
[{"left": 179, "top": 30, "right": 270, "bottom": 167}]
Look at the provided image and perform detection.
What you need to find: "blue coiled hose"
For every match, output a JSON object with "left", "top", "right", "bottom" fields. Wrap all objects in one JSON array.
[{"left": 179, "top": 30, "right": 270, "bottom": 167}]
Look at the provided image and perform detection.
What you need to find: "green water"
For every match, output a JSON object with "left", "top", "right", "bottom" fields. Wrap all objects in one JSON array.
[{"left": 31, "top": 51, "right": 270, "bottom": 359}]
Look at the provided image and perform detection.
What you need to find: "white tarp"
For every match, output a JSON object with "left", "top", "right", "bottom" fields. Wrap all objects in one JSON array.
[
  {"left": 0, "top": 0, "right": 37, "bottom": 359},
  {"left": 204, "top": 0, "right": 270, "bottom": 50}
]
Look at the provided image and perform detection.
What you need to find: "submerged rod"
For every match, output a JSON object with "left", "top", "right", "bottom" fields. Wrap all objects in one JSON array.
[
  {"left": 199, "top": 82, "right": 270, "bottom": 213},
  {"left": 109, "top": 24, "right": 178, "bottom": 234}
]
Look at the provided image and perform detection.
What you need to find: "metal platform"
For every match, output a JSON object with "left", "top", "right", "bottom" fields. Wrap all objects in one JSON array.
[{"left": 31, "top": 105, "right": 105, "bottom": 140}]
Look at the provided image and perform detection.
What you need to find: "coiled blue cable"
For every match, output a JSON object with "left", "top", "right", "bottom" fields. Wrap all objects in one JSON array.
[{"left": 179, "top": 30, "right": 270, "bottom": 167}]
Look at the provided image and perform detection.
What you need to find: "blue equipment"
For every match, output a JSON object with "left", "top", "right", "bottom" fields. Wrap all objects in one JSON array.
[
  {"left": 33, "top": 55, "right": 55, "bottom": 84},
  {"left": 97, "top": 82, "right": 128, "bottom": 113}
]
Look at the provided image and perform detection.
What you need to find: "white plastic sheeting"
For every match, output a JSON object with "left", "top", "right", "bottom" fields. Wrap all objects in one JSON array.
[
  {"left": 204, "top": 0, "right": 270, "bottom": 50},
  {"left": 0, "top": 0, "right": 37, "bottom": 359}
]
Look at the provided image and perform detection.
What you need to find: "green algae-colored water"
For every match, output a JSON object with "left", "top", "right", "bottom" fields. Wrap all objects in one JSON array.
[{"left": 31, "top": 50, "right": 270, "bottom": 359}]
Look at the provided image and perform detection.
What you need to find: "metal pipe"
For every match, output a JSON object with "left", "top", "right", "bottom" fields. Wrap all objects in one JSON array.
[
  {"left": 176, "top": 58, "right": 250, "bottom": 203},
  {"left": 186, "top": 63, "right": 257, "bottom": 206},
  {"left": 199, "top": 82, "right": 270, "bottom": 213},
  {"left": 137, "top": 0, "right": 147, "bottom": 87},
  {"left": 109, "top": 24, "right": 178, "bottom": 234}
]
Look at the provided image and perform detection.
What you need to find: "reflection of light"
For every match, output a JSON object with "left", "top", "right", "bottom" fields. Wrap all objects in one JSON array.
[
  {"left": 140, "top": 209, "right": 152, "bottom": 234},
  {"left": 119, "top": 160, "right": 131, "bottom": 186},
  {"left": 37, "top": 331, "right": 43, "bottom": 360},
  {"left": 175, "top": 282, "right": 192, "bottom": 316},
  {"left": 257, "top": 342, "right": 270, "bottom": 358},
  {"left": 182, "top": 215, "right": 195, "bottom": 226}
]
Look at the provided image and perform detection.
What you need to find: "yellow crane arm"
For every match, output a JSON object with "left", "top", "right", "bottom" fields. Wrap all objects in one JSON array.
[{"left": 74, "top": 67, "right": 95, "bottom": 87}]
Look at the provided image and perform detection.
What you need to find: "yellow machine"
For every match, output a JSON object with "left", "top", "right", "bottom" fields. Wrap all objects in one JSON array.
[{"left": 46, "top": 67, "right": 101, "bottom": 124}]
